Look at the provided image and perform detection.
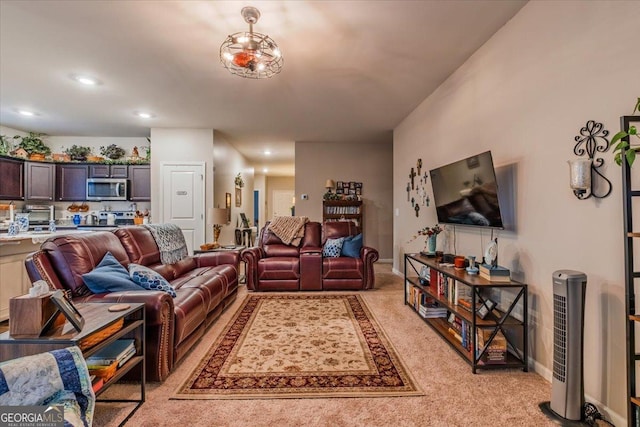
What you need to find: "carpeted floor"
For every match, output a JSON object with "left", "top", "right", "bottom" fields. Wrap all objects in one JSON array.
[
  {"left": 93, "top": 263, "right": 558, "bottom": 426},
  {"left": 174, "top": 293, "right": 422, "bottom": 399}
]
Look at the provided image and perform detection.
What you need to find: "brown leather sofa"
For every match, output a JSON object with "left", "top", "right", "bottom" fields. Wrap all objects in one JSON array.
[
  {"left": 241, "top": 221, "right": 378, "bottom": 291},
  {"left": 24, "top": 226, "right": 239, "bottom": 382}
]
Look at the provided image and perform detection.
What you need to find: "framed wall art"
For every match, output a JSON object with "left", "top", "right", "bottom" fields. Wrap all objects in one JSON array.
[
  {"left": 225, "top": 192, "right": 232, "bottom": 222},
  {"left": 235, "top": 188, "right": 242, "bottom": 207}
]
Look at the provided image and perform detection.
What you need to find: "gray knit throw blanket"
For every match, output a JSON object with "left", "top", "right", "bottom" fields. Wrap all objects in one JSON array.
[{"left": 144, "top": 223, "right": 188, "bottom": 264}]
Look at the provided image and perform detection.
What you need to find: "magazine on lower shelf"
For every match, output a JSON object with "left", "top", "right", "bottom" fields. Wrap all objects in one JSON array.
[{"left": 86, "top": 339, "right": 136, "bottom": 367}]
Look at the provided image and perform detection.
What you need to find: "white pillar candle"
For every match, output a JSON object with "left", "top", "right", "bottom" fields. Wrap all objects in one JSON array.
[
  {"left": 568, "top": 159, "right": 592, "bottom": 191},
  {"left": 9, "top": 204, "right": 14, "bottom": 222},
  {"left": 50, "top": 205, "right": 54, "bottom": 221}
]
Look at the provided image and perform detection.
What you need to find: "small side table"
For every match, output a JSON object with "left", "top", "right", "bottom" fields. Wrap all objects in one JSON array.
[{"left": 0, "top": 302, "right": 146, "bottom": 424}]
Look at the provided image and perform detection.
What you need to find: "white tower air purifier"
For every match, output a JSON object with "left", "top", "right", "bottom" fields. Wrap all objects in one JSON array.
[{"left": 540, "top": 270, "right": 587, "bottom": 424}]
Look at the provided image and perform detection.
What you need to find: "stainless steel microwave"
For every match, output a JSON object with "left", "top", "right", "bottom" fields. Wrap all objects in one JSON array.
[{"left": 86, "top": 178, "right": 127, "bottom": 201}]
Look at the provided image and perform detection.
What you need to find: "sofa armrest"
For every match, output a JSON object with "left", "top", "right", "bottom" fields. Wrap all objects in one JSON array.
[
  {"left": 25, "top": 251, "right": 66, "bottom": 292},
  {"left": 361, "top": 246, "right": 380, "bottom": 290},
  {"left": 76, "top": 291, "right": 173, "bottom": 327},
  {"left": 241, "top": 247, "right": 264, "bottom": 291},
  {"left": 195, "top": 251, "right": 240, "bottom": 269}
]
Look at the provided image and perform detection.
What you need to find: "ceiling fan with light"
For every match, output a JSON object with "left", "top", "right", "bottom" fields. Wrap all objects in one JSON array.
[{"left": 220, "top": 6, "right": 283, "bottom": 79}]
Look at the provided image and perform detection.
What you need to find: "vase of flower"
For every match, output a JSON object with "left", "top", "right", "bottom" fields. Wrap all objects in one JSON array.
[
  {"left": 409, "top": 224, "right": 442, "bottom": 257},
  {"left": 426, "top": 234, "right": 437, "bottom": 254}
]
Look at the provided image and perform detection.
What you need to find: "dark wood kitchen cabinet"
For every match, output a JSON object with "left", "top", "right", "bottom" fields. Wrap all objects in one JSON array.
[
  {"left": 25, "top": 161, "right": 55, "bottom": 201},
  {"left": 128, "top": 165, "right": 150, "bottom": 201},
  {"left": 89, "top": 164, "right": 128, "bottom": 178},
  {"left": 56, "top": 164, "right": 88, "bottom": 201},
  {"left": 0, "top": 157, "right": 24, "bottom": 200}
]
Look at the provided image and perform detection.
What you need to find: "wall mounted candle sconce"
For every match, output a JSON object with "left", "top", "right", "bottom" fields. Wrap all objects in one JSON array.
[{"left": 569, "top": 120, "right": 612, "bottom": 199}]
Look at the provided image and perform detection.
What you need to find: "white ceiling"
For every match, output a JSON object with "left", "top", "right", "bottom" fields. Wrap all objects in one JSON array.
[{"left": 0, "top": 0, "right": 526, "bottom": 176}]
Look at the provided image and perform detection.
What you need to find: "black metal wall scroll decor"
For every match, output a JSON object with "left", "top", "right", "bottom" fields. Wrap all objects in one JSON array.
[{"left": 571, "top": 120, "right": 612, "bottom": 199}]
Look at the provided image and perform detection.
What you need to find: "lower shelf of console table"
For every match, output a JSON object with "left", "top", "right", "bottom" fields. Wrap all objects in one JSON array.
[
  {"left": 0, "top": 302, "right": 146, "bottom": 425},
  {"left": 404, "top": 253, "right": 528, "bottom": 373}
]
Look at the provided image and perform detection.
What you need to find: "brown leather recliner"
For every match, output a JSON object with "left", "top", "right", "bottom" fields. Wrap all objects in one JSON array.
[
  {"left": 24, "top": 226, "right": 239, "bottom": 382},
  {"left": 321, "top": 221, "right": 378, "bottom": 290},
  {"left": 241, "top": 221, "right": 378, "bottom": 291}
]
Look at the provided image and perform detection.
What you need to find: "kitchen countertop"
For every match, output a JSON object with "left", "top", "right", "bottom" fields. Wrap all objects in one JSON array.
[{"left": 0, "top": 229, "right": 95, "bottom": 244}]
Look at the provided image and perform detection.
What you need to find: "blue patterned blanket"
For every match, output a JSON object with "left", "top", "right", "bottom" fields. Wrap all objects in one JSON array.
[
  {"left": 144, "top": 223, "right": 188, "bottom": 264},
  {"left": 0, "top": 346, "right": 95, "bottom": 427}
]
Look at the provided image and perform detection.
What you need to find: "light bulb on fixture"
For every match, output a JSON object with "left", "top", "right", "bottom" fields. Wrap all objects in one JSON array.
[
  {"left": 220, "top": 6, "right": 283, "bottom": 79},
  {"left": 76, "top": 76, "right": 96, "bottom": 85},
  {"left": 72, "top": 74, "right": 101, "bottom": 86}
]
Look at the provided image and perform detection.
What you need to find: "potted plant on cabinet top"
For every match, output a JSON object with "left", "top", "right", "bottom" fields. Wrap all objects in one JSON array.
[
  {"left": 64, "top": 145, "right": 92, "bottom": 161},
  {"left": 0, "top": 135, "right": 11, "bottom": 156},
  {"left": 14, "top": 132, "right": 51, "bottom": 160},
  {"left": 100, "top": 144, "right": 126, "bottom": 160},
  {"left": 612, "top": 97, "right": 640, "bottom": 167}
]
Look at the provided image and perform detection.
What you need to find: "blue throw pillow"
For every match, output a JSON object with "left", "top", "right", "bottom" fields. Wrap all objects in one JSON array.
[
  {"left": 341, "top": 233, "right": 363, "bottom": 258},
  {"left": 128, "top": 264, "right": 177, "bottom": 298},
  {"left": 82, "top": 252, "right": 141, "bottom": 294},
  {"left": 323, "top": 237, "right": 345, "bottom": 258}
]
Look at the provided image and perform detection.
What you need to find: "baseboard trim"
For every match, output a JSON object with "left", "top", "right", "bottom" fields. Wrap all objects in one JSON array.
[{"left": 520, "top": 341, "right": 625, "bottom": 425}]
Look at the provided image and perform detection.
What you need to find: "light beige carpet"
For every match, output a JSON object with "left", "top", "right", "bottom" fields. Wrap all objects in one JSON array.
[
  {"left": 173, "top": 294, "right": 422, "bottom": 399},
  {"left": 93, "top": 264, "right": 562, "bottom": 426}
]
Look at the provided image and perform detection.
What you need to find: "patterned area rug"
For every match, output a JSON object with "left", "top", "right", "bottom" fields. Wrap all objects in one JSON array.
[{"left": 173, "top": 294, "right": 422, "bottom": 399}]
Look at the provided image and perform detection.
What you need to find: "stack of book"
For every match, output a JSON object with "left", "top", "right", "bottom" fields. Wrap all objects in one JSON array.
[
  {"left": 86, "top": 339, "right": 136, "bottom": 371},
  {"left": 476, "top": 329, "right": 507, "bottom": 364},
  {"left": 418, "top": 303, "right": 448, "bottom": 318},
  {"left": 479, "top": 264, "right": 511, "bottom": 282},
  {"left": 446, "top": 313, "right": 471, "bottom": 351}
]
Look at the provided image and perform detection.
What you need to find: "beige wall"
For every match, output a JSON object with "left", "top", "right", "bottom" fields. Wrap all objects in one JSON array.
[
  {"left": 394, "top": 2, "right": 639, "bottom": 423},
  {"left": 296, "top": 140, "right": 393, "bottom": 259},
  {"left": 213, "top": 131, "right": 254, "bottom": 246}
]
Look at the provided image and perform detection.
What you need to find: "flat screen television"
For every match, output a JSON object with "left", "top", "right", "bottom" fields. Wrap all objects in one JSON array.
[{"left": 429, "top": 151, "right": 504, "bottom": 229}]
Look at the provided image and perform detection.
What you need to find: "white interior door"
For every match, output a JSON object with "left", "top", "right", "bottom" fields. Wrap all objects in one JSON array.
[
  {"left": 272, "top": 190, "right": 295, "bottom": 218},
  {"left": 160, "top": 162, "right": 205, "bottom": 254}
]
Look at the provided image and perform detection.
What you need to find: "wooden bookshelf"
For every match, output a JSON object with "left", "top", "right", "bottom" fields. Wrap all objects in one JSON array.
[
  {"left": 404, "top": 253, "right": 528, "bottom": 373},
  {"left": 622, "top": 114, "right": 640, "bottom": 427},
  {"left": 322, "top": 200, "right": 362, "bottom": 227}
]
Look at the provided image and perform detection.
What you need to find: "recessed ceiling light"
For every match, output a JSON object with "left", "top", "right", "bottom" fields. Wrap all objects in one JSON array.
[
  {"left": 263, "top": 168, "right": 268, "bottom": 173},
  {"left": 264, "top": 150, "right": 271, "bottom": 156},
  {"left": 135, "top": 112, "right": 154, "bottom": 119},
  {"left": 71, "top": 74, "right": 101, "bottom": 86},
  {"left": 18, "top": 110, "right": 35, "bottom": 117}
]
